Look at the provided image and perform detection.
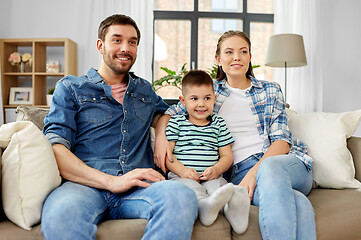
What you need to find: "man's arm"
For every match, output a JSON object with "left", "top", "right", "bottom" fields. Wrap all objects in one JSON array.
[
  {"left": 199, "top": 144, "right": 233, "bottom": 181},
  {"left": 52, "top": 144, "right": 165, "bottom": 194}
]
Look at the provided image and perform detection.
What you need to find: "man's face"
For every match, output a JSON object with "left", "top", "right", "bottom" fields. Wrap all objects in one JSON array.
[{"left": 99, "top": 24, "right": 138, "bottom": 75}]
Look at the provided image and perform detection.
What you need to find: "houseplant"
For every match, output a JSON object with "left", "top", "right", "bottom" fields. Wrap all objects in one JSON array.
[
  {"left": 152, "top": 63, "right": 260, "bottom": 91},
  {"left": 46, "top": 88, "right": 55, "bottom": 106}
]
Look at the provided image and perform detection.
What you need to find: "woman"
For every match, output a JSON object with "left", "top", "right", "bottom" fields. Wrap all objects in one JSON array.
[{"left": 154, "top": 30, "right": 316, "bottom": 240}]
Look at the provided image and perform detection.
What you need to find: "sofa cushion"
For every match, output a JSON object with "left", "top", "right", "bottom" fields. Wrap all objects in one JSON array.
[
  {"left": 286, "top": 109, "right": 361, "bottom": 189},
  {"left": 0, "top": 148, "right": 6, "bottom": 222},
  {"left": 16, "top": 105, "right": 49, "bottom": 130},
  {"left": 0, "top": 121, "right": 61, "bottom": 230},
  {"left": 95, "top": 215, "right": 232, "bottom": 240},
  {"left": 308, "top": 188, "right": 361, "bottom": 239}
]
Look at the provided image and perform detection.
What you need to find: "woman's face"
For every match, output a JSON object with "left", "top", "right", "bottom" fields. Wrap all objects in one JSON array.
[{"left": 216, "top": 36, "right": 251, "bottom": 80}]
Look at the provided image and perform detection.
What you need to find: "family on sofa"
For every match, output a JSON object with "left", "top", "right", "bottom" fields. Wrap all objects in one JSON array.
[{"left": 1, "top": 13, "right": 361, "bottom": 240}]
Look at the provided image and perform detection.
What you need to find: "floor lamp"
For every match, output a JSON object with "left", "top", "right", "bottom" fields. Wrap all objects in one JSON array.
[{"left": 265, "top": 34, "right": 307, "bottom": 103}]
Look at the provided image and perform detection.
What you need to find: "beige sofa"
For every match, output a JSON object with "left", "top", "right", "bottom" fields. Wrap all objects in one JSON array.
[{"left": 1, "top": 106, "right": 361, "bottom": 240}]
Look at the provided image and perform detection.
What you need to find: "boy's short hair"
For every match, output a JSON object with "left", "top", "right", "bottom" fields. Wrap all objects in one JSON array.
[{"left": 182, "top": 70, "right": 214, "bottom": 94}]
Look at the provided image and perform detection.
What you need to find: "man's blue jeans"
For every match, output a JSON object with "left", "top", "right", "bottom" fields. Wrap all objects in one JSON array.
[
  {"left": 230, "top": 154, "right": 316, "bottom": 240},
  {"left": 41, "top": 180, "right": 198, "bottom": 240}
]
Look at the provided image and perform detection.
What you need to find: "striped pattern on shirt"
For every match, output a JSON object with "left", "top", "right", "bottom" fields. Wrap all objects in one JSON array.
[{"left": 166, "top": 114, "right": 234, "bottom": 173}]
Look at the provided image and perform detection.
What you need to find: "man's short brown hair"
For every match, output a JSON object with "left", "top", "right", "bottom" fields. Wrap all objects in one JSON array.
[{"left": 98, "top": 14, "right": 141, "bottom": 45}]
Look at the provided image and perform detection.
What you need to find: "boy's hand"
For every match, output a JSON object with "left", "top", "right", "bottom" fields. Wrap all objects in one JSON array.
[
  {"left": 179, "top": 168, "right": 200, "bottom": 182},
  {"left": 199, "top": 166, "right": 220, "bottom": 181}
]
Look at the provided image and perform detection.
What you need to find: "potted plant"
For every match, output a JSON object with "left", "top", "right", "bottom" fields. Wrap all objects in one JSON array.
[
  {"left": 46, "top": 88, "right": 55, "bottom": 106},
  {"left": 152, "top": 63, "right": 260, "bottom": 91}
]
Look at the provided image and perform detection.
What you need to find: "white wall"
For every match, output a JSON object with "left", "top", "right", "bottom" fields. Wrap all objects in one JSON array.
[{"left": 320, "top": 0, "right": 361, "bottom": 136}]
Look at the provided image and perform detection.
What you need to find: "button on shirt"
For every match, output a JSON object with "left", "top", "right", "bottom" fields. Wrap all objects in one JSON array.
[{"left": 43, "top": 68, "right": 169, "bottom": 176}]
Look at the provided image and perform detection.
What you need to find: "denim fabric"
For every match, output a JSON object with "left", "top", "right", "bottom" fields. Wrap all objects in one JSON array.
[
  {"left": 230, "top": 154, "right": 315, "bottom": 240},
  {"left": 43, "top": 68, "right": 168, "bottom": 175},
  {"left": 41, "top": 181, "right": 198, "bottom": 240}
]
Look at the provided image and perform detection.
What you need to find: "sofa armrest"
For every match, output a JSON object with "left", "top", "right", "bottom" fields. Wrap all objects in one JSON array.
[{"left": 348, "top": 136, "right": 361, "bottom": 182}]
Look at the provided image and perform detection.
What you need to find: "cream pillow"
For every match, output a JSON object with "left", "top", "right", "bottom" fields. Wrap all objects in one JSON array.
[
  {"left": 0, "top": 121, "right": 61, "bottom": 230},
  {"left": 286, "top": 109, "right": 361, "bottom": 190}
]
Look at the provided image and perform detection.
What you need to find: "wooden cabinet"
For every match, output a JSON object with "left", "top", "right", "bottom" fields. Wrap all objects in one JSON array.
[{"left": 0, "top": 38, "right": 77, "bottom": 121}]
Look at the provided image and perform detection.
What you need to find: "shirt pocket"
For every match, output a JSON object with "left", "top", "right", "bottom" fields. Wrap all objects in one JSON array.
[
  {"left": 131, "top": 93, "right": 152, "bottom": 122},
  {"left": 79, "top": 95, "right": 112, "bottom": 124}
]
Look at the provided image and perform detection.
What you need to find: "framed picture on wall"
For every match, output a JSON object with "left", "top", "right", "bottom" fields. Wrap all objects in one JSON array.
[{"left": 9, "top": 87, "right": 33, "bottom": 105}]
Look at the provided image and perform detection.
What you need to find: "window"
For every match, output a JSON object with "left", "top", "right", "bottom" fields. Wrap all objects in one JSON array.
[{"left": 154, "top": 0, "right": 274, "bottom": 99}]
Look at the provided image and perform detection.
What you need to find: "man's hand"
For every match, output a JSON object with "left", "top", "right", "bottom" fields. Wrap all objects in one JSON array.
[
  {"left": 107, "top": 168, "right": 165, "bottom": 194},
  {"left": 179, "top": 168, "right": 200, "bottom": 182},
  {"left": 199, "top": 166, "right": 220, "bottom": 181}
]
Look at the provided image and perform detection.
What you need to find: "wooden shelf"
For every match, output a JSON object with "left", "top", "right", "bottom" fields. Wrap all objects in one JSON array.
[{"left": 1, "top": 38, "right": 78, "bottom": 123}]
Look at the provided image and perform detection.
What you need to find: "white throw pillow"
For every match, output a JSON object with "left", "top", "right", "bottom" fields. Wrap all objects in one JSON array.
[
  {"left": 0, "top": 121, "right": 61, "bottom": 230},
  {"left": 286, "top": 109, "right": 361, "bottom": 190}
]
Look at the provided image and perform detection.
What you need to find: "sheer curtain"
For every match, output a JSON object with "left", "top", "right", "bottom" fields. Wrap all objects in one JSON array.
[
  {"left": 0, "top": 0, "right": 154, "bottom": 124},
  {"left": 84, "top": 0, "right": 154, "bottom": 80},
  {"left": 274, "top": 0, "right": 323, "bottom": 113}
]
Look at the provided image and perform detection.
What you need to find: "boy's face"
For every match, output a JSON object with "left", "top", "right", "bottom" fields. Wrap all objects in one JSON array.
[{"left": 180, "top": 84, "right": 216, "bottom": 125}]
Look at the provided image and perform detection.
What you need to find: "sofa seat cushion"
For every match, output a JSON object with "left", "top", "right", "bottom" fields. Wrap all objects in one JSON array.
[
  {"left": 0, "top": 221, "right": 42, "bottom": 239},
  {"left": 308, "top": 188, "right": 361, "bottom": 240},
  {"left": 96, "top": 215, "right": 232, "bottom": 240},
  {"left": 232, "top": 205, "right": 262, "bottom": 240}
]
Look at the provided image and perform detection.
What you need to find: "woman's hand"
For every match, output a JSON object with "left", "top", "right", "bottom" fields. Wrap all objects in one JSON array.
[{"left": 239, "top": 165, "right": 258, "bottom": 201}]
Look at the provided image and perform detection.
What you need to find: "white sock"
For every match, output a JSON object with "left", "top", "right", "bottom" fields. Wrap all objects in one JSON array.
[
  {"left": 198, "top": 183, "right": 234, "bottom": 226},
  {"left": 224, "top": 185, "right": 250, "bottom": 234}
]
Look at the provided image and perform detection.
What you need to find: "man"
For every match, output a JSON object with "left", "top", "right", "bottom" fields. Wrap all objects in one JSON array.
[{"left": 41, "top": 14, "right": 198, "bottom": 240}]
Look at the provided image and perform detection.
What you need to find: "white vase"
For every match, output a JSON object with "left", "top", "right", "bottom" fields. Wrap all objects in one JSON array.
[{"left": 46, "top": 94, "right": 53, "bottom": 106}]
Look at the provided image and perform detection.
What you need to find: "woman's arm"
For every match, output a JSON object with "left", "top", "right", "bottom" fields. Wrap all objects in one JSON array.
[
  {"left": 165, "top": 141, "right": 200, "bottom": 182},
  {"left": 239, "top": 140, "right": 290, "bottom": 200},
  {"left": 200, "top": 144, "right": 233, "bottom": 181},
  {"left": 154, "top": 114, "right": 173, "bottom": 173}
]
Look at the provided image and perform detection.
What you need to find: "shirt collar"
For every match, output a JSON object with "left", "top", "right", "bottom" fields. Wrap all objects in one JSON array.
[
  {"left": 87, "top": 67, "right": 137, "bottom": 84},
  {"left": 216, "top": 76, "right": 262, "bottom": 90}
]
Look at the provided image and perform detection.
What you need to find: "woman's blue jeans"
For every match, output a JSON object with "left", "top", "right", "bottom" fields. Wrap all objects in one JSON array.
[
  {"left": 230, "top": 153, "right": 316, "bottom": 240},
  {"left": 41, "top": 180, "right": 198, "bottom": 240}
]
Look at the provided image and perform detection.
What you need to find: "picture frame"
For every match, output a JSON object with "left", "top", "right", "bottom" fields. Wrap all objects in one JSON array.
[{"left": 9, "top": 87, "right": 33, "bottom": 105}]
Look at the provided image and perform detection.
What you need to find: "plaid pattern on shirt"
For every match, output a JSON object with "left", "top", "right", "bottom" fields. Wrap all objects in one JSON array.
[{"left": 165, "top": 76, "right": 313, "bottom": 169}]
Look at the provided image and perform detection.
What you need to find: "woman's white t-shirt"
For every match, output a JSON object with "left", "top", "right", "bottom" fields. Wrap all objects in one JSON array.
[{"left": 218, "top": 81, "right": 264, "bottom": 165}]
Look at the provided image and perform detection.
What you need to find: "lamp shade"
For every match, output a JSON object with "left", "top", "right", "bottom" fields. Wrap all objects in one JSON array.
[{"left": 265, "top": 34, "right": 307, "bottom": 67}]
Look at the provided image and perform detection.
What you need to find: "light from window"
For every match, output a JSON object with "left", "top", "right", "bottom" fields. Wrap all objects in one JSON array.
[
  {"left": 154, "top": 0, "right": 194, "bottom": 11},
  {"left": 250, "top": 22, "right": 274, "bottom": 81},
  {"left": 199, "top": 0, "right": 243, "bottom": 12},
  {"left": 154, "top": 20, "right": 191, "bottom": 99},
  {"left": 248, "top": 0, "right": 274, "bottom": 13}
]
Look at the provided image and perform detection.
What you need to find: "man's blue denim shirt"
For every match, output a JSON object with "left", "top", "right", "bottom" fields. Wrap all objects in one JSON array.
[{"left": 43, "top": 68, "right": 168, "bottom": 176}]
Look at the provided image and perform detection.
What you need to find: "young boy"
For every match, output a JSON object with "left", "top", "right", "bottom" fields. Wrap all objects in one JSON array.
[{"left": 165, "top": 70, "right": 250, "bottom": 234}]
